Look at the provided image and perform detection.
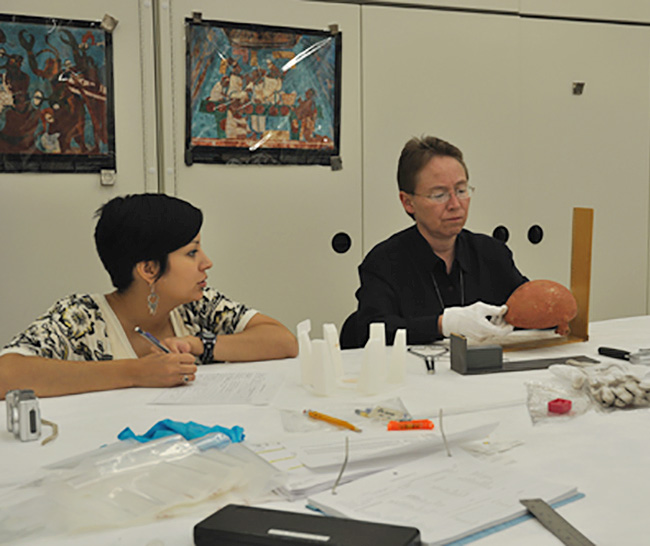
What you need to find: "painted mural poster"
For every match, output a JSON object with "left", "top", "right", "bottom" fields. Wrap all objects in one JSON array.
[
  {"left": 0, "top": 14, "right": 115, "bottom": 172},
  {"left": 185, "top": 19, "right": 341, "bottom": 166}
]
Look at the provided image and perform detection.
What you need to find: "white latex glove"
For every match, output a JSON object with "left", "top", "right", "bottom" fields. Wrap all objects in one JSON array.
[
  {"left": 580, "top": 362, "right": 650, "bottom": 408},
  {"left": 441, "top": 302, "right": 513, "bottom": 341}
]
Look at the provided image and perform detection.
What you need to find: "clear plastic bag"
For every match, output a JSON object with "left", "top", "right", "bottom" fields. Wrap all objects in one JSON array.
[
  {"left": 0, "top": 433, "right": 284, "bottom": 544},
  {"left": 525, "top": 364, "right": 595, "bottom": 425},
  {"left": 526, "top": 361, "right": 650, "bottom": 425}
]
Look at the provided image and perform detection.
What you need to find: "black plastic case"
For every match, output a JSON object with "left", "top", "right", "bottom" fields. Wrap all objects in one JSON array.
[{"left": 194, "top": 504, "right": 421, "bottom": 546}]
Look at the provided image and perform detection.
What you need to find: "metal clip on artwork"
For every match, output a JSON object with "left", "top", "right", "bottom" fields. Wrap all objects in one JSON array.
[
  {"left": 328, "top": 23, "right": 340, "bottom": 35},
  {"left": 330, "top": 155, "right": 342, "bottom": 171},
  {"left": 101, "top": 14, "right": 119, "bottom": 33}
]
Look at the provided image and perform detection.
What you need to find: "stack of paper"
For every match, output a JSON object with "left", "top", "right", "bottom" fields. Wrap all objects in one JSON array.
[
  {"left": 307, "top": 451, "right": 578, "bottom": 546},
  {"left": 249, "top": 423, "right": 498, "bottom": 501},
  {"left": 285, "top": 423, "right": 497, "bottom": 470},
  {"left": 249, "top": 441, "right": 378, "bottom": 500}
]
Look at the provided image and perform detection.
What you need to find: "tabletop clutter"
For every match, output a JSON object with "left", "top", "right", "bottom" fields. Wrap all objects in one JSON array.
[
  {"left": 4, "top": 312, "right": 650, "bottom": 545},
  {"left": 523, "top": 355, "right": 650, "bottom": 426},
  {"left": 297, "top": 319, "right": 407, "bottom": 396}
]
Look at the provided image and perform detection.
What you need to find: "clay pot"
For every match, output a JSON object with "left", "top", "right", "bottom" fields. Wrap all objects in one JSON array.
[{"left": 504, "top": 280, "right": 578, "bottom": 335}]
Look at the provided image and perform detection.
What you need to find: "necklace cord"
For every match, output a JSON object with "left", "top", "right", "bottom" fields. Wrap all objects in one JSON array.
[{"left": 431, "top": 269, "right": 465, "bottom": 310}]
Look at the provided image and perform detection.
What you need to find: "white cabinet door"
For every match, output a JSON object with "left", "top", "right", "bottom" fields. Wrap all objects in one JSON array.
[
  {"left": 155, "top": 0, "right": 363, "bottom": 334},
  {"left": 518, "top": 18, "right": 650, "bottom": 320},
  {"left": 521, "top": 0, "right": 650, "bottom": 23},
  {"left": 0, "top": 0, "right": 154, "bottom": 345},
  {"left": 359, "top": 0, "right": 518, "bottom": 12},
  {"left": 361, "top": 6, "right": 520, "bottom": 254}
]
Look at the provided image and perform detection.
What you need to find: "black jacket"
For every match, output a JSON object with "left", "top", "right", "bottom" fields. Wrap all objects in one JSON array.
[{"left": 353, "top": 225, "right": 527, "bottom": 346}]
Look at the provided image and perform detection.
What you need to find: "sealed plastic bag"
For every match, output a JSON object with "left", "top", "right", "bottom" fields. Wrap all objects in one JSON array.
[
  {"left": 525, "top": 364, "right": 595, "bottom": 424},
  {"left": 0, "top": 432, "right": 284, "bottom": 544}
]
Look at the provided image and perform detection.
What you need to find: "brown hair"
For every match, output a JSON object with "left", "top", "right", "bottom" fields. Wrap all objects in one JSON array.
[{"left": 397, "top": 136, "right": 469, "bottom": 194}]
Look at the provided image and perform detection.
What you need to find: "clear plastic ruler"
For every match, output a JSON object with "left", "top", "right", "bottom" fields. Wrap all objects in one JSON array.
[{"left": 520, "top": 498, "right": 596, "bottom": 546}]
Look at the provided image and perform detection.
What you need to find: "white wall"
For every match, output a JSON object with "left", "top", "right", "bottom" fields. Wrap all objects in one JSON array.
[{"left": 1, "top": 0, "right": 649, "bottom": 347}]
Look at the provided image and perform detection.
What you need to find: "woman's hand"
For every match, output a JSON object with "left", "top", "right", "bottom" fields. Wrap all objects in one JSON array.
[
  {"left": 161, "top": 335, "right": 202, "bottom": 356},
  {"left": 129, "top": 351, "right": 198, "bottom": 387},
  {"left": 0, "top": 353, "right": 199, "bottom": 398}
]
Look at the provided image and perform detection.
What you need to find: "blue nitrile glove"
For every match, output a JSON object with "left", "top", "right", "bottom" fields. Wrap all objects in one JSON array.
[{"left": 117, "top": 419, "right": 245, "bottom": 443}]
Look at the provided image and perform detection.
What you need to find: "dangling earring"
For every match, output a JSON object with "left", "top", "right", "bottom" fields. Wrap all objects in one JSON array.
[{"left": 147, "top": 283, "right": 159, "bottom": 316}]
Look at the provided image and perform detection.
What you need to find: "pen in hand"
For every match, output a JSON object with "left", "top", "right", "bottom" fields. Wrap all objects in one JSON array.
[{"left": 134, "top": 326, "right": 170, "bottom": 353}]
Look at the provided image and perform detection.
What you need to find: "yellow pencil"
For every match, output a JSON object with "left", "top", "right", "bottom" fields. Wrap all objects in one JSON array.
[{"left": 304, "top": 409, "right": 362, "bottom": 433}]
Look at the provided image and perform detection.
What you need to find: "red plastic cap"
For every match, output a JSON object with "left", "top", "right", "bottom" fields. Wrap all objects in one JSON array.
[{"left": 548, "top": 398, "right": 572, "bottom": 414}]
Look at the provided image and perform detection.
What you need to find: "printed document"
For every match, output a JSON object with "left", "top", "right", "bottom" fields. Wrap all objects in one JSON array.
[
  {"left": 249, "top": 441, "right": 378, "bottom": 500},
  {"left": 308, "top": 450, "right": 577, "bottom": 545},
  {"left": 149, "top": 371, "right": 284, "bottom": 405}
]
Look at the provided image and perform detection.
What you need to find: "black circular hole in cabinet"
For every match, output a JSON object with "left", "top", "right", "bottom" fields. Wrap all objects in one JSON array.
[
  {"left": 492, "top": 225, "right": 509, "bottom": 243},
  {"left": 332, "top": 232, "right": 352, "bottom": 254},
  {"left": 528, "top": 224, "right": 544, "bottom": 244}
]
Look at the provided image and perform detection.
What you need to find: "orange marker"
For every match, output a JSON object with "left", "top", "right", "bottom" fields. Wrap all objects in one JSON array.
[
  {"left": 304, "top": 410, "right": 362, "bottom": 433},
  {"left": 387, "top": 419, "right": 434, "bottom": 431}
]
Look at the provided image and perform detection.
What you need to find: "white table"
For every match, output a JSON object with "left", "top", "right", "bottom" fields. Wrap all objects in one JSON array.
[{"left": 2, "top": 316, "right": 650, "bottom": 546}]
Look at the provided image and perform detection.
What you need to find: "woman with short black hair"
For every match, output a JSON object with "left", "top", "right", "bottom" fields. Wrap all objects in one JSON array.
[{"left": 0, "top": 193, "right": 298, "bottom": 398}]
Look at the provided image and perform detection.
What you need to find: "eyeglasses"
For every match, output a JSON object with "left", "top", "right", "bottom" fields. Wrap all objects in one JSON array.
[{"left": 410, "top": 184, "right": 475, "bottom": 204}]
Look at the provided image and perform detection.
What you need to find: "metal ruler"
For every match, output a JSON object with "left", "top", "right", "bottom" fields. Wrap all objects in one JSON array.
[{"left": 520, "top": 498, "right": 595, "bottom": 546}]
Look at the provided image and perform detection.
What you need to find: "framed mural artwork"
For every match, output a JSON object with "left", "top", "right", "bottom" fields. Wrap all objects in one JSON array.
[
  {"left": 185, "top": 18, "right": 342, "bottom": 166},
  {"left": 0, "top": 13, "right": 115, "bottom": 172}
]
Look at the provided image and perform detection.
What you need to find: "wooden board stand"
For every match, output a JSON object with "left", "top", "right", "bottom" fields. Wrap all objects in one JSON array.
[{"left": 568, "top": 207, "right": 593, "bottom": 342}]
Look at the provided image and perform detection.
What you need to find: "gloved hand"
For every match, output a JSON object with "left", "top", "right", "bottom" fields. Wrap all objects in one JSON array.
[{"left": 441, "top": 302, "right": 514, "bottom": 341}]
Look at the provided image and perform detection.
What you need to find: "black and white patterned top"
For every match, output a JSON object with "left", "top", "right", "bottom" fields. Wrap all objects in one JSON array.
[{"left": 0, "top": 288, "right": 256, "bottom": 361}]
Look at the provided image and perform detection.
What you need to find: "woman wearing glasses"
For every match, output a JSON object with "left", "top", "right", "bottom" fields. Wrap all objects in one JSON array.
[{"left": 346, "top": 136, "right": 527, "bottom": 348}]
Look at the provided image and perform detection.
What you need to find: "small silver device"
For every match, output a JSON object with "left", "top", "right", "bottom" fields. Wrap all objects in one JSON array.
[{"left": 6, "top": 389, "right": 42, "bottom": 441}]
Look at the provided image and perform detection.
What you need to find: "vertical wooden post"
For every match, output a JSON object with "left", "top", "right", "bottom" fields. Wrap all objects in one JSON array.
[{"left": 569, "top": 207, "right": 593, "bottom": 341}]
